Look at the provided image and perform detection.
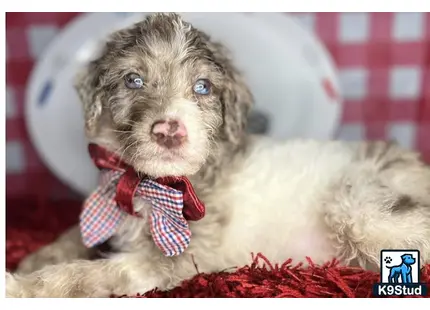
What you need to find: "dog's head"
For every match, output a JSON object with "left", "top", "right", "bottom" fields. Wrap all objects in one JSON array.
[
  {"left": 74, "top": 13, "right": 253, "bottom": 178},
  {"left": 401, "top": 254, "right": 416, "bottom": 265}
]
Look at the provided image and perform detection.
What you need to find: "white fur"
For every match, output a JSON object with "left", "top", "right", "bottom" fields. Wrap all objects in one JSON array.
[{"left": 205, "top": 137, "right": 353, "bottom": 265}]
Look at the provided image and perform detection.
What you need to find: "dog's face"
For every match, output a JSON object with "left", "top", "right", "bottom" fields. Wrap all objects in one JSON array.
[
  {"left": 401, "top": 254, "right": 415, "bottom": 265},
  {"left": 75, "top": 13, "right": 253, "bottom": 178}
]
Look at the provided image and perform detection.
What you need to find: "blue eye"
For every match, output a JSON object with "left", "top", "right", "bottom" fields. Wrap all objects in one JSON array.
[
  {"left": 125, "top": 73, "right": 144, "bottom": 89},
  {"left": 193, "top": 79, "right": 211, "bottom": 95}
]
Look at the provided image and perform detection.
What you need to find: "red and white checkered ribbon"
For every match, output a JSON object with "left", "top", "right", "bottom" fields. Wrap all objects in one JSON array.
[{"left": 79, "top": 169, "right": 191, "bottom": 257}]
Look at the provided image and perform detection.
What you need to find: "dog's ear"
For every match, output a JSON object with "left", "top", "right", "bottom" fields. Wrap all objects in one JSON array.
[
  {"left": 74, "top": 27, "right": 144, "bottom": 137},
  {"left": 74, "top": 59, "right": 105, "bottom": 137},
  {"left": 220, "top": 68, "right": 253, "bottom": 146},
  {"left": 211, "top": 43, "right": 253, "bottom": 146}
]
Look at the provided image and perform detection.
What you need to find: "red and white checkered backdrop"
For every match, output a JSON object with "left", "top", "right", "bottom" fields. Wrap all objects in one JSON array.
[{"left": 6, "top": 12, "right": 430, "bottom": 202}]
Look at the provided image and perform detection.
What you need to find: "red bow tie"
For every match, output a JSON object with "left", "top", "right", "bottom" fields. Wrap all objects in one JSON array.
[{"left": 87, "top": 143, "right": 205, "bottom": 221}]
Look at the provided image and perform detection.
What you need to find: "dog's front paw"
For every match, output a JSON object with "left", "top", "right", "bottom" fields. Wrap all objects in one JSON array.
[
  {"left": 16, "top": 251, "right": 48, "bottom": 275},
  {"left": 6, "top": 265, "right": 111, "bottom": 298},
  {"left": 6, "top": 270, "right": 65, "bottom": 298},
  {"left": 5, "top": 272, "right": 35, "bottom": 298},
  {"left": 16, "top": 244, "right": 72, "bottom": 274}
]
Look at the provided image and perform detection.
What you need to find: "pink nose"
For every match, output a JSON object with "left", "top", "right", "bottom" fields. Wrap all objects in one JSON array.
[{"left": 151, "top": 119, "right": 188, "bottom": 148}]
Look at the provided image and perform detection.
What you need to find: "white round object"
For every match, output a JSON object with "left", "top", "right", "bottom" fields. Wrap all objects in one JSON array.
[{"left": 26, "top": 12, "right": 342, "bottom": 197}]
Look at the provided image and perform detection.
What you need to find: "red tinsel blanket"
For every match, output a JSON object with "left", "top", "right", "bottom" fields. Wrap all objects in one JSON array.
[{"left": 6, "top": 198, "right": 430, "bottom": 298}]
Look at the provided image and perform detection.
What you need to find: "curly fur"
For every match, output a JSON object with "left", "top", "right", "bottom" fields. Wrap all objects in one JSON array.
[{"left": 6, "top": 13, "right": 430, "bottom": 297}]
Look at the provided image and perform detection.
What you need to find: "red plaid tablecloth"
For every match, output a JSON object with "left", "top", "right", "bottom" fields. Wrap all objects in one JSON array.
[{"left": 6, "top": 12, "right": 430, "bottom": 201}]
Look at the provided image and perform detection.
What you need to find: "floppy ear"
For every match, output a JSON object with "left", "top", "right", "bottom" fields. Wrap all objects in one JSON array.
[
  {"left": 220, "top": 62, "right": 254, "bottom": 146},
  {"left": 207, "top": 41, "right": 254, "bottom": 146},
  {"left": 73, "top": 27, "right": 142, "bottom": 137},
  {"left": 74, "top": 61, "right": 104, "bottom": 137}
]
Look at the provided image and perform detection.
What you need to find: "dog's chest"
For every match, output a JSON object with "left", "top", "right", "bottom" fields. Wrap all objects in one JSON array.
[{"left": 199, "top": 137, "right": 356, "bottom": 265}]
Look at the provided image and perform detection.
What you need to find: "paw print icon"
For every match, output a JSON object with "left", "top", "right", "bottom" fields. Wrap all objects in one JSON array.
[{"left": 384, "top": 256, "right": 392, "bottom": 264}]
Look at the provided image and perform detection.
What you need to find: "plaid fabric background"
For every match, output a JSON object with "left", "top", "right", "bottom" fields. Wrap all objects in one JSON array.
[{"left": 6, "top": 12, "right": 430, "bottom": 201}]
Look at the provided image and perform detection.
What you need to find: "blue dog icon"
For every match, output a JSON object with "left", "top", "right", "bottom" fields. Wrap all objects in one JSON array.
[{"left": 386, "top": 254, "right": 416, "bottom": 284}]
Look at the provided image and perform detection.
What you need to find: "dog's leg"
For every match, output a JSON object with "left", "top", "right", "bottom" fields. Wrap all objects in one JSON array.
[
  {"left": 7, "top": 257, "right": 152, "bottom": 298},
  {"left": 407, "top": 271, "right": 412, "bottom": 283},
  {"left": 390, "top": 270, "right": 399, "bottom": 284},
  {"left": 15, "top": 225, "right": 94, "bottom": 274},
  {"left": 6, "top": 250, "right": 198, "bottom": 298},
  {"left": 401, "top": 270, "right": 408, "bottom": 283},
  {"left": 388, "top": 271, "right": 394, "bottom": 283},
  {"left": 323, "top": 141, "right": 430, "bottom": 270}
]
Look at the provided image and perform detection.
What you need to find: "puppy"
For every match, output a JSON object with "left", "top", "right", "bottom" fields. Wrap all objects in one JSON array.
[{"left": 7, "top": 13, "right": 430, "bottom": 297}]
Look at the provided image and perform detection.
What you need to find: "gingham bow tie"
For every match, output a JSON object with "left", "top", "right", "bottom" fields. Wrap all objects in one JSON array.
[{"left": 79, "top": 143, "right": 205, "bottom": 256}]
